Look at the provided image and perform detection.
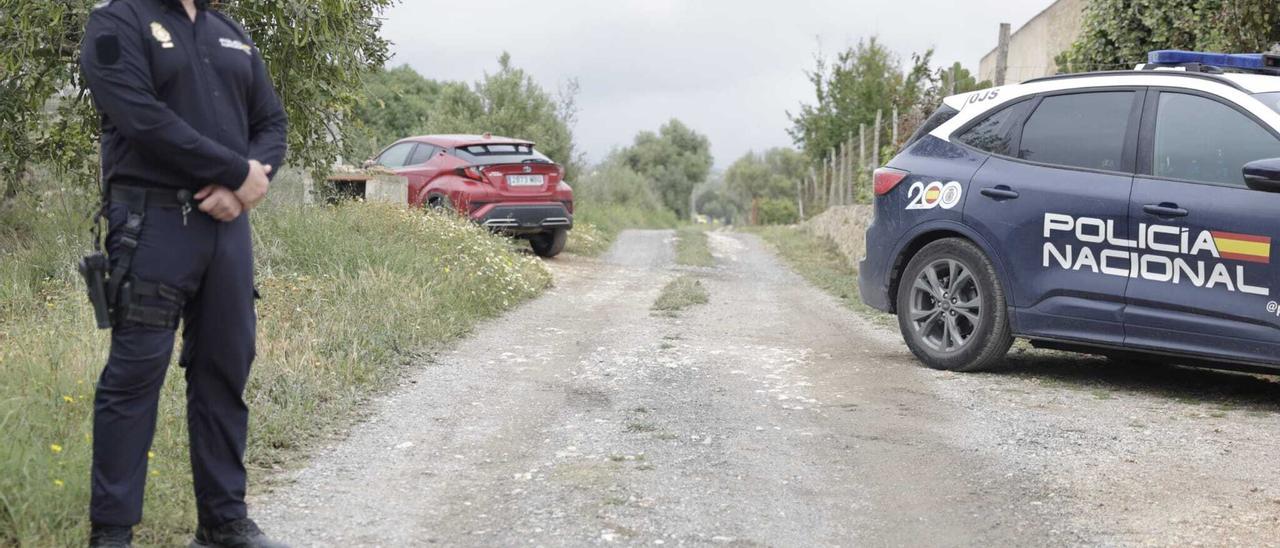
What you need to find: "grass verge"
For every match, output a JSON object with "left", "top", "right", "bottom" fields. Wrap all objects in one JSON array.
[
  {"left": 750, "top": 225, "right": 889, "bottom": 324},
  {"left": 652, "top": 275, "right": 709, "bottom": 315},
  {"left": 0, "top": 185, "right": 550, "bottom": 546},
  {"left": 675, "top": 226, "right": 714, "bottom": 267}
]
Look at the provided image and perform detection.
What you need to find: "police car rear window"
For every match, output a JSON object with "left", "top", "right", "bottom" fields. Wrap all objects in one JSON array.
[
  {"left": 956, "top": 100, "right": 1031, "bottom": 155},
  {"left": 1256, "top": 92, "right": 1280, "bottom": 114},
  {"left": 904, "top": 105, "right": 958, "bottom": 149}
]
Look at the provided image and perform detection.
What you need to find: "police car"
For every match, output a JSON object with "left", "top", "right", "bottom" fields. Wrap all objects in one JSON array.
[{"left": 860, "top": 50, "right": 1280, "bottom": 373}]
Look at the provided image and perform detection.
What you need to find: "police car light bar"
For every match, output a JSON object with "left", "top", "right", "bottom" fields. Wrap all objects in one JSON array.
[{"left": 1148, "top": 50, "right": 1280, "bottom": 73}]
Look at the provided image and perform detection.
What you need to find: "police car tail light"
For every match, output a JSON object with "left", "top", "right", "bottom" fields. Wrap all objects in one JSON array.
[{"left": 873, "top": 167, "right": 910, "bottom": 196}]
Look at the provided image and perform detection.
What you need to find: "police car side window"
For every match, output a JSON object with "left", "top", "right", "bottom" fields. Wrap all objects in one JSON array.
[
  {"left": 378, "top": 143, "right": 416, "bottom": 168},
  {"left": 956, "top": 100, "right": 1029, "bottom": 155},
  {"left": 1152, "top": 92, "right": 1280, "bottom": 188},
  {"left": 1018, "top": 91, "right": 1134, "bottom": 172}
]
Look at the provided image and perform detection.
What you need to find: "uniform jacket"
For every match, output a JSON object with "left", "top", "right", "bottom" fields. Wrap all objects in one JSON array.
[{"left": 80, "top": 0, "right": 288, "bottom": 191}]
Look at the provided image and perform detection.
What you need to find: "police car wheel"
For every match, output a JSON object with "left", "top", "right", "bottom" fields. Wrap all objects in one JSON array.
[{"left": 896, "top": 238, "right": 1012, "bottom": 372}]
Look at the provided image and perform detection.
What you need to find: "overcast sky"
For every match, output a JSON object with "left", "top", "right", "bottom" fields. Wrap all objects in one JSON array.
[{"left": 380, "top": 0, "right": 1055, "bottom": 169}]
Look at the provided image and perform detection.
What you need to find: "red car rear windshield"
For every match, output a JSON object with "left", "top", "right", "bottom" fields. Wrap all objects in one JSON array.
[{"left": 453, "top": 144, "right": 553, "bottom": 165}]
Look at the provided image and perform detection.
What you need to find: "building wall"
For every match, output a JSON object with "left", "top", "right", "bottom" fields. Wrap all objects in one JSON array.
[{"left": 979, "top": 0, "right": 1088, "bottom": 85}]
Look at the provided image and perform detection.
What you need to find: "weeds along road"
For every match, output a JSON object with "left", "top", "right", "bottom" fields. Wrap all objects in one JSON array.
[{"left": 257, "top": 230, "right": 1280, "bottom": 547}]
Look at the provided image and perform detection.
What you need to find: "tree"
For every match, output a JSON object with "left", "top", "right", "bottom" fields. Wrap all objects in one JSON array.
[
  {"left": 573, "top": 155, "right": 667, "bottom": 213},
  {"left": 935, "top": 62, "right": 991, "bottom": 97},
  {"left": 1058, "top": 0, "right": 1280, "bottom": 74},
  {"left": 418, "top": 53, "right": 583, "bottom": 181},
  {"left": 346, "top": 65, "right": 444, "bottom": 162},
  {"left": 0, "top": 0, "right": 395, "bottom": 198},
  {"left": 619, "top": 119, "right": 713, "bottom": 218},
  {"left": 724, "top": 148, "right": 805, "bottom": 203},
  {"left": 788, "top": 38, "right": 934, "bottom": 160},
  {"left": 723, "top": 148, "right": 807, "bottom": 225}
]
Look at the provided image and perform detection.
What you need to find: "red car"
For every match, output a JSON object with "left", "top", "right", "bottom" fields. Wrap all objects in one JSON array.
[{"left": 369, "top": 134, "right": 574, "bottom": 257}]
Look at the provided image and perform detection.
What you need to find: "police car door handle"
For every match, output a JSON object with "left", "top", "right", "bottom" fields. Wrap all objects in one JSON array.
[
  {"left": 1143, "top": 203, "right": 1189, "bottom": 218},
  {"left": 980, "top": 186, "right": 1020, "bottom": 200}
]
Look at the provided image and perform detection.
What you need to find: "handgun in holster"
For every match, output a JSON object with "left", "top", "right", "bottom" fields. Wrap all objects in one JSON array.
[{"left": 79, "top": 251, "right": 113, "bottom": 329}]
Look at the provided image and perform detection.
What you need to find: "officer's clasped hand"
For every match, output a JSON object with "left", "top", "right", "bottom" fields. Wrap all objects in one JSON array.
[
  {"left": 235, "top": 160, "right": 272, "bottom": 210},
  {"left": 196, "top": 185, "right": 244, "bottom": 222}
]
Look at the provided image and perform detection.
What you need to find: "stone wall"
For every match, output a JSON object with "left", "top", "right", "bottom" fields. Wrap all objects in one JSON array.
[
  {"left": 803, "top": 205, "right": 873, "bottom": 270},
  {"left": 978, "top": 0, "right": 1088, "bottom": 85}
]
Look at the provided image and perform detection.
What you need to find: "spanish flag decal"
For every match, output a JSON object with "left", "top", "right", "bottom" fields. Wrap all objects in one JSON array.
[{"left": 1211, "top": 231, "right": 1271, "bottom": 264}]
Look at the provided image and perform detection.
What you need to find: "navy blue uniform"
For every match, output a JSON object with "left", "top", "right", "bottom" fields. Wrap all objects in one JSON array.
[{"left": 80, "top": 0, "right": 287, "bottom": 529}]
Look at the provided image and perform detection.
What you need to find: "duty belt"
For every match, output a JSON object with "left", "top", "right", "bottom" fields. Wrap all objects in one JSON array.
[{"left": 109, "top": 186, "right": 197, "bottom": 209}]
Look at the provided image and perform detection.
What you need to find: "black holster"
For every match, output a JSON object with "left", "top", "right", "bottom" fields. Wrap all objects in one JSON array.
[{"left": 82, "top": 186, "right": 187, "bottom": 330}]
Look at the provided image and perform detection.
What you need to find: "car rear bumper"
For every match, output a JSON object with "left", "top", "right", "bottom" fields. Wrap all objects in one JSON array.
[
  {"left": 471, "top": 202, "right": 573, "bottom": 232},
  {"left": 858, "top": 220, "right": 894, "bottom": 314}
]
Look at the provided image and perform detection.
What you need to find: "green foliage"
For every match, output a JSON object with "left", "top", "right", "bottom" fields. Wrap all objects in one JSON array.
[
  {"left": 420, "top": 53, "right": 583, "bottom": 181},
  {"left": 573, "top": 157, "right": 667, "bottom": 213},
  {"left": 935, "top": 62, "right": 991, "bottom": 97},
  {"left": 345, "top": 65, "right": 444, "bottom": 162},
  {"left": 1059, "top": 0, "right": 1280, "bottom": 73},
  {"left": 0, "top": 0, "right": 394, "bottom": 198},
  {"left": 756, "top": 198, "right": 799, "bottom": 225},
  {"left": 724, "top": 148, "right": 806, "bottom": 203},
  {"left": 695, "top": 185, "right": 743, "bottom": 224},
  {"left": 788, "top": 38, "right": 935, "bottom": 159},
  {"left": 619, "top": 119, "right": 713, "bottom": 218},
  {"left": 347, "top": 55, "right": 582, "bottom": 181},
  {"left": 721, "top": 148, "right": 807, "bottom": 225}
]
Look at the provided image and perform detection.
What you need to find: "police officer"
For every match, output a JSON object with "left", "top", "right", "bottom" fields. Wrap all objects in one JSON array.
[{"left": 79, "top": 0, "right": 288, "bottom": 546}]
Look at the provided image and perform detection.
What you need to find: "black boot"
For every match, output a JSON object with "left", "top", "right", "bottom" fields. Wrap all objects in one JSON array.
[
  {"left": 190, "top": 518, "right": 288, "bottom": 548},
  {"left": 89, "top": 525, "right": 133, "bottom": 548}
]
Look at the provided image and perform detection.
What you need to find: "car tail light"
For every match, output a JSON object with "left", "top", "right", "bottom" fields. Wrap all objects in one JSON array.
[
  {"left": 873, "top": 167, "right": 910, "bottom": 196},
  {"left": 455, "top": 166, "right": 485, "bottom": 182}
]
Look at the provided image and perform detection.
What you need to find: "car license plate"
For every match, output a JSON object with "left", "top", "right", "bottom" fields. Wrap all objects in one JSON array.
[{"left": 507, "top": 174, "right": 545, "bottom": 187}]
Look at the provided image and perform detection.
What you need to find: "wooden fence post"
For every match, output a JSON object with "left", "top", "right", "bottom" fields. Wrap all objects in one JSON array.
[
  {"left": 859, "top": 124, "right": 867, "bottom": 199},
  {"left": 873, "top": 110, "right": 883, "bottom": 169},
  {"left": 892, "top": 106, "right": 899, "bottom": 149}
]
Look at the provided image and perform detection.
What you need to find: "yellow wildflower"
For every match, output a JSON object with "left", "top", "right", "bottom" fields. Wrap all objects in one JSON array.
[
  {"left": 148, "top": 451, "right": 155, "bottom": 460},
  {"left": 53, "top": 479, "right": 65, "bottom": 488},
  {"left": 50, "top": 444, "right": 63, "bottom": 454},
  {"left": 62, "top": 395, "right": 74, "bottom": 403}
]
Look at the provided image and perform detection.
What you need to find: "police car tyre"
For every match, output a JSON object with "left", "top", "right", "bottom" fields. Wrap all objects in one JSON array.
[
  {"left": 531, "top": 228, "right": 568, "bottom": 258},
  {"left": 896, "top": 238, "right": 1013, "bottom": 372}
]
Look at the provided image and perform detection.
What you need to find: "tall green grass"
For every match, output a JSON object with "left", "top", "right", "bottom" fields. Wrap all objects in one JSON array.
[{"left": 0, "top": 182, "right": 550, "bottom": 546}]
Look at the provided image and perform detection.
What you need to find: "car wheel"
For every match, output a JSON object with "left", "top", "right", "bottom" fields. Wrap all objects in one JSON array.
[
  {"left": 896, "top": 238, "right": 1012, "bottom": 372},
  {"left": 530, "top": 228, "right": 568, "bottom": 258},
  {"left": 428, "top": 195, "right": 456, "bottom": 214}
]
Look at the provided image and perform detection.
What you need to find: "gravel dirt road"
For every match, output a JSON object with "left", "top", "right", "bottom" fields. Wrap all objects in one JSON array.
[{"left": 257, "top": 230, "right": 1280, "bottom": 547}]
